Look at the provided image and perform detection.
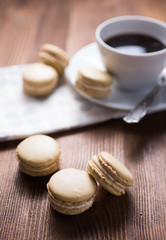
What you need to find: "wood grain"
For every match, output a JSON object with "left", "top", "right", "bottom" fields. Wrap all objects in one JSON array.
[{"left": 0, "top": 0, "right": 166, "bottom": 239}]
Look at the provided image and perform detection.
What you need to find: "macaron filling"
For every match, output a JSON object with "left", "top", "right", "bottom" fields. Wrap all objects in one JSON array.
[
  {"left": 47, "top": 188, "right": 96, "bottom": 210},
  {"left": 18, "top": 157, "right": 60, "bottom": 173},
  {"left": 76, "top": 79, "right": 111, "bottom": 91}
]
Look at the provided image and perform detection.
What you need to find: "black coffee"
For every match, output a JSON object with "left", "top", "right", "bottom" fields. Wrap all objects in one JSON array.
[{"left": 105, "top": 33, "right": 165, "bottom": 54}]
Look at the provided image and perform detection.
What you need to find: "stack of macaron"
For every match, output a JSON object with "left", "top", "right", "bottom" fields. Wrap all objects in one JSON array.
[
  {"left": 22, "top": 44, "right": 69, "bottom": 97},
  {"left": 16, "top": 134, "right": 133, "bottom": 215},
  {"left": 75, "top": 66, "right": 113, "bottom": 98}
]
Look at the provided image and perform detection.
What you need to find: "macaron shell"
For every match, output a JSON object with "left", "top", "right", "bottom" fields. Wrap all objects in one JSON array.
[
  {"left": 78, "top": 67, "right": 113, "bottom": 87},
  {"left": 39, "top": 51, "right": 64, "bottom": 75},
  {"left": 88, "top": 159, "right": 125, "bottom": 196},
  {"left": 40, "top": 43, "right": 70, "bottom": 67},
  {"left": 47, "top": 168, "right": 97, "bottom": 203},
  {"left": 23, "top": 78, "right": 57, "bottom": 96},
  {"left": 23, "top": 62, "right": 58, "bottom": 87},
  {"left": 16, "top": 135, "right": 60, "bottom": 167},
  {"left": 75, "top": 80, "right": 111, "bottom": 98},
  {"left": 99, "top": 152, "right": 133, "bottom": 186}
]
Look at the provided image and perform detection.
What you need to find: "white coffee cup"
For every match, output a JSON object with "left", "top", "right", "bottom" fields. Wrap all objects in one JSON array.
[{"left": 96, "top": 16, "right": 166, "bottom": 91}]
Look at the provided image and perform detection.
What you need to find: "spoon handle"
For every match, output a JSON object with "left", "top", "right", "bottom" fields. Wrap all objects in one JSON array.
[{"left": 123, "top": 83, "right": 163, "bottom": 123}]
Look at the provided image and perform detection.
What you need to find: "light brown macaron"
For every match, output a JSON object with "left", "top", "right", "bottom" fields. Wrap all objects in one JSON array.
[
  {"left": 88, "top": 151, "right": 133, "bottom": 196},
  {"left": 75, "top": 67, "right": 113, "bottom": 98},
  {"left": 23, "top": 62, "right": 59, "bottom": 96},
  {"left": 47, "top": 168, "right": 97, "bottom": 215},
  {"left": 16, "top": 135, "right": 61, "bottom": 177},
  {"left": 39, "top": 44, "right": 70, "bottom": 75}
]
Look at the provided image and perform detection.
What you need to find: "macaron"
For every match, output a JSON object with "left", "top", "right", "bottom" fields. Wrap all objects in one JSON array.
[
  {"left": 88, "top": 151, "right": 133, "bottom": 196},
  {"left": 75, "top": 67, "right": 113, "bottom": 98},
  {"left": 47, "top": 168, "right": 97, "bottom": 215},
  {"left": 23, "top": 62, "right": 59, "bottom": 96},
  {"left": 16, "top": 135, "right": 61, "bottom": 177},
  {"left": 39, "top": 44, "right": 70, "bottom": 75}
]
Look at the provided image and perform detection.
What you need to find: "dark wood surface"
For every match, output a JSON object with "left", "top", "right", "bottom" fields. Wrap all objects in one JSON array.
[{"left": 0, "top": 0, "right": 166, "bottom": 239}]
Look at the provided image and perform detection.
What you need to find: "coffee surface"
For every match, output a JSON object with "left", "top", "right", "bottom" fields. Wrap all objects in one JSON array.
[{"left": 105, "top": 34, "right": 165, "bottom": 54}]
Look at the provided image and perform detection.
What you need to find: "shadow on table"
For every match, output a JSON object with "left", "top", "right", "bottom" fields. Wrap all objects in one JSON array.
[
  {"left": 122, "top": 111, "right": 166, "bottom": 162},
  {"left": 48, "top": 185, "right": 134, "bottom": 240},
  {"left": 14, "top": 170, "right": 52, "bottom": 197}
]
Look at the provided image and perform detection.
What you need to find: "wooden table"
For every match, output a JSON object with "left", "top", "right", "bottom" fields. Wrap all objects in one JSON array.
[{"left": 0, "top": 0, "right": 166, "bottom": 239}]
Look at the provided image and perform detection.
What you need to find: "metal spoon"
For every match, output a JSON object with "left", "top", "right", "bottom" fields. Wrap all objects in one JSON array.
[{"left": 123, "top": 68, "right": 166, "bottom": 123}]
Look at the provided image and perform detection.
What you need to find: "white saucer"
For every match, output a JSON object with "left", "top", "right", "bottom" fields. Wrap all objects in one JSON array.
[{"left": 66, "top": 42, "right": 166, "bottom": 111}]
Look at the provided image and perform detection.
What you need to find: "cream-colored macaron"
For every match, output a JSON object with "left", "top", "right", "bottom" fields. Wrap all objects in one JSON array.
[
  {"left": 47, "top": 168, "right": 97, "bottom": 215},
  {"left": 23, "top": 62, "right": 58, "bottom": 96},
  {"left": 39, "top": 44, "right": 70, "bottom": 75},
  {"left": 16, "top": 135, "right": 61, "bottom": 177},
  {"left": 88, "top": 151, "right": 133, "bottom": 196},
  {"left": 75, "top": 67, "right": 113, "bottom": 98}
]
